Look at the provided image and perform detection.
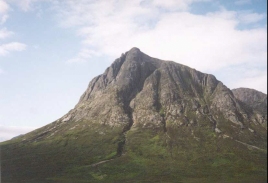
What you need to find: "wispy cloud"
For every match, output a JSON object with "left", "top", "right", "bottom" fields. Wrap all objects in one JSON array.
[
  {"left": 8, "top": 0, "right": 51, "bottom": 12},
  {"left": 0, "top": 1, "right": 27, "bottom": 57},
  {"left": 0, "top": 14, "right": 8, "bottom": 24},
  {"left": 67, "top": 49, "right": 100, "bottom": 63},
  {"left": 235, "top": 0, "right": 251, "bottom": 5},
  {"left": 151, "top": 0, "right": 211, "bottom": 11},
  {"left": 0, "top": 0, "right": 9, "bottom": 24},
  {"left": 0, "top": 42, "right": 27, "bottom": 56},
  {"left": 0, "top": 27, "right": 13, "bottom": 39},
  {"left": 51, "top": 0, "right": 267, "bottom": 93},
  {"left": 0, "top": 0, "right": 9, "bottom": 14},
  {"left": 226, "top": 67, "right": 267, "bottom": 93},
  {"left": 2, "top": 0, "right": 267, "bottom": 93},
  {"left": 239, "top": 12, "right": 266, "bottom": 24},
  {"left": 0, "top": 125, "right": 37, "bottom": 142},
  {"left": 54, "top": 1, "right": 266, "bottom": 71},
  {"left": 237, "top": 73, "right": 267, "bottom": 93}
]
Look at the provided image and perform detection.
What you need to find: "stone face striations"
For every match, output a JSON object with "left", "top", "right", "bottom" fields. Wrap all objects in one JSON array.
[{"left": 55, "top": 47, "right": 266, "bottom": 133}]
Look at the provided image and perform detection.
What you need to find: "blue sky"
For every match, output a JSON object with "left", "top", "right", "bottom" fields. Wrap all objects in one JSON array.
[{"left": 0, "top": 0, "right": 267, "bottom": 141}]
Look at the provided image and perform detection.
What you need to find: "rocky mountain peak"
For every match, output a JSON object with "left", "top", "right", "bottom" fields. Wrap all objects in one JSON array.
[
  {"left": 57, "top": 48, "right": 266, "bottom": 133},
  {"left": 127, "top": 47, "right": 141, "bottom": 55},
  {"left": 1, "top": 47, "right": 267, "bottom": 183}
]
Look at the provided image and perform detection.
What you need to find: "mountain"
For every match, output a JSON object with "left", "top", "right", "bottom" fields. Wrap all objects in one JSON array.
[
  {"left": 232, "top": 88, "right": 267, "bottom": 120},
  {"left": 1, "top": 48, "right": 267, "bottom": 183}
]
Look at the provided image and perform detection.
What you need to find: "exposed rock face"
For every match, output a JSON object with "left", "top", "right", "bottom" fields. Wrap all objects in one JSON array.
[
  {"left": 1, "top": 48, "right": 267, "bottom": 183},
  {"left": 232, "top": 88, "right": 267, "bottom": 113},
  {"left": 55, "top": 47, "right": 265, "bottom": 133},
  {"left": 232, "top": 88, "right": 267, "bottom": 128}
]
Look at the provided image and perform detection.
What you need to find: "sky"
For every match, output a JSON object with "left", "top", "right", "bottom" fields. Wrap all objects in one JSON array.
[{"left": 0, "top": 0, "right": 267, "bottom": 142}]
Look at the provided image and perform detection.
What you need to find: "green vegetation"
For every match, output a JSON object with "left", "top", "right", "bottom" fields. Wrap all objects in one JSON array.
[
  {"left": 159, "top": 107, "right": 165, "bottom": 116},
  {"left": 1, "top": 121, "right": 267, "bottom": 183}
]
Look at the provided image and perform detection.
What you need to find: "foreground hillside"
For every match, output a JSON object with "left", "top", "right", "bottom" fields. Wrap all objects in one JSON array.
[{"left": 1, "top": 48, "right": 267, "bottom": 183}]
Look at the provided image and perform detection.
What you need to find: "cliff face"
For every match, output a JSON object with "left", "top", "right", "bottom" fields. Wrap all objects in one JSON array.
[
  {"left": 1, "top": 48, "right": 267, "bottom": 183},
  {"left": 54, "top": 47, "right": 266, "bottom": 136},
  {"left": 232, "top": 88, "right": 267, "bottom": 125},
  {"left": 232, "top": 88, "right": 267, "bottom": 110}
]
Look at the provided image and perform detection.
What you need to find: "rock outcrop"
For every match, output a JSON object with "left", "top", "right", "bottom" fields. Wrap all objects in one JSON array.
[
  {"left": 232, "top": 88, "right": 267, "bottom": 128},
  {"left": 49, "top": 47, "right": 266, "bottom": 137}
]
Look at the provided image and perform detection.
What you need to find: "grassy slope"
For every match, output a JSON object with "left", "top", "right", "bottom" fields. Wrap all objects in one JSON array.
[
  {"left": 1, "top": 123, "right": 122, "bottom": 183},
  {"left": 1, "top": 120, "right": 266, "bottom": 183}
]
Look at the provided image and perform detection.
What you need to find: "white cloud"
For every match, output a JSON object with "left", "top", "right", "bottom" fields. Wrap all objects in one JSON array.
[
  {"left": 59, "top": 3, "right": 266, "bottom": 70},
  {"left": 152, "top": 0, "right": 188, "bottom": 11},
  {"left": 239, "top": 12, "right": 266, "bottom": 24},
  {"left": 2, "top": 0, "right": 266, "bottom": 92},
  {"left": 0, "top": 0, "right": 9, "bottom": 14},
  {"left": 0, "top": 0, "right": 9, "bottom": 24},
  {"left": 52, "top": 0, "right": 266, "bottom": 93},
  {"left": 17, "top": 0, "right": 33, "bottom": 11},
  {"left": 0, "top": 27, "right": 13, "bottom": 39},
  {"left": 0, "top": 42, "right": 27, "bottom": 56},
  {"left": 0, "top": 1, "right": 27, "bottom": 56},
  {"left": 0, "top": 125, "right": 36, "bottom": 142}
]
